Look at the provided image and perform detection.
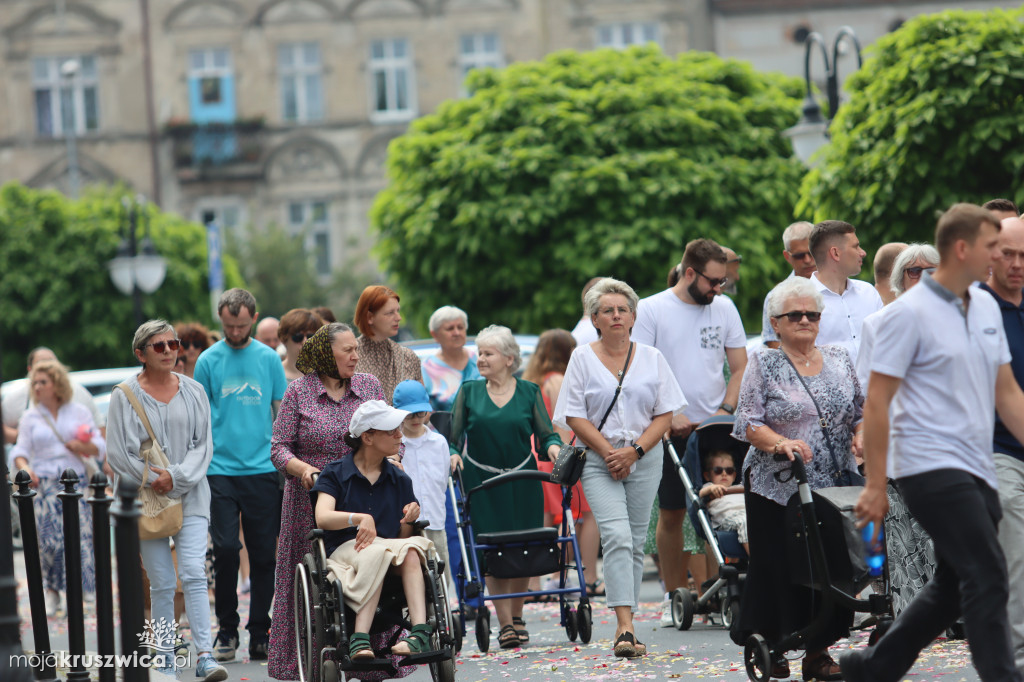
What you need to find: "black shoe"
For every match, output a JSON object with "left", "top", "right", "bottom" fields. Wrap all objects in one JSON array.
[
  {"left": 838, "top": 650, "right": 867, "bottom": 682},
  {"left": 249, "top": 632, "right": 269, "bottom": 661},
  {"left": 212, "top": 629, "right": 239, "bottom": 662}
]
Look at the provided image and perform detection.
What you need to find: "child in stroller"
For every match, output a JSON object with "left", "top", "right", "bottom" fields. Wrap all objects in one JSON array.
[{"left": 699, "top": 449, "right": 748, "bottom": 555}]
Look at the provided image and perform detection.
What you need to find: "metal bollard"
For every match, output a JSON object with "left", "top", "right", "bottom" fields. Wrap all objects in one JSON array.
[
  {"left": 112, "top": 481, "right": 147, "bottom": 682},
  {"left": 11, "top": 471, "right": 56, "bottom": 681},
  {"left": 87, "top": 472, "right": 115, "bottom": 682},
  {"left": 0, "top": 465, "right": 33, "bottom": 682},
  {"left": 58, "top": 469, "right": 89, "bottom": 682}
]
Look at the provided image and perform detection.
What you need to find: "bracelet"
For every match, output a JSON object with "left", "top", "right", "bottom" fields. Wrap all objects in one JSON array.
[
  {"left": 348, "top": 513, "right": 355, "bottom": 527},
  {"left": 773, "top": 438, "right": 785, "bottom": 454},
  {"left": 719, "top": 402, "right": 736, "bottom": 415},
  {"left": 633, "top": 443, "right": 645, "bottom": 459}
]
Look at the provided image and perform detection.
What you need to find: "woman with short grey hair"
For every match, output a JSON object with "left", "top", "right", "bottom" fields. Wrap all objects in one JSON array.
[
  {"left": 765, "top": 277, "right": 825, "bottom": 319},
  {"left": 448, "top": 324, "right": 562, "bottom": 649},
  {"left": 107, "top": 319, "right": 226, "bottom": 681},
  {"left": 583, "top": 278, "right": 640, "bottom": 321},
  {"left": 422, "top": 305, "right": 480, "bottom": 411},
  {"left": 889, "top": 244, "right": 940, "bottom": 296}
]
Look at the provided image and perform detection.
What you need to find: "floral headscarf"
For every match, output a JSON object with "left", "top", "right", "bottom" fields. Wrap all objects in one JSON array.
[{"left": 295, "top": 324, "right": 341, "bottom": 379}]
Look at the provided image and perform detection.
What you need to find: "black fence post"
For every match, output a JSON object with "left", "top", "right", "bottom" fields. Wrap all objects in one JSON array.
[
  {"left": 112, "top": 481, "right": 148, "bottom": 682},
  {"left": 11, "top": 471, "right": 55, "bottom": 681},
  {"left": 87, "top": 472, "right": 115, "bottom": 682},
  {"left": 0, "top": 462, "right": 32, "bottom": 682},
  {"left": 58, "top": 469, "right": 89, "bottom": 682}
]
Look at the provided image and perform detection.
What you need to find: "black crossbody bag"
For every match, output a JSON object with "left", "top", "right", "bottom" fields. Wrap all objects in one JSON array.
[{"left": 550, "top": 342, "right": 634, "bottom": 487}]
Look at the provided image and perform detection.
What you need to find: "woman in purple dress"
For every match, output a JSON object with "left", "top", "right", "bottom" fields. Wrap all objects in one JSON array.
[{"left": 268, "top": 322, "right": 386, "bottom": 680}]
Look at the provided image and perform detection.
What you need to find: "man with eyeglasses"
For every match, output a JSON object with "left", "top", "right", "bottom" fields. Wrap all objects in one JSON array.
[
  {"left": 806, "top": 220, "right": 882, "bottom": 364},
  {"left": 979, "top": 215, "right": 1024, "bottom": 672},
  {"left": 762, "top": 221, "right": 816, "bottom": 349},
  {"left": 633, "top": 238, "right": 747, "bottom": 626},
  {"left": 193, "top": 288, "right": 287, "bottom": 663}
]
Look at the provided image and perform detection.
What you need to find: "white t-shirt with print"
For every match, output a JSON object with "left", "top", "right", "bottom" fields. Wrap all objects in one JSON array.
[
  {"left": 401, "top": 429, "right": 450, "bottom": 531},
  {"left": 633, "top": 288, "right": 746, "bottom": 422}
]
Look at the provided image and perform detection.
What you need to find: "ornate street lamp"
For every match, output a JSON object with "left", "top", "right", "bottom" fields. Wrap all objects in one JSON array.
[
  {"left": 107, "top": 195, "right": 166, "bottom": 326},
  {"left": 785, "top": 26, "right": 863, "bottom": 165}
]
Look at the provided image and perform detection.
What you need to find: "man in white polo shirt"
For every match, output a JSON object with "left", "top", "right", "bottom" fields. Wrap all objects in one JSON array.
[
  {"left": 633, "top": 238, "right": 747, "bottom": 624},
  {"left": 842, "top": 204, "right": 1024, "bottom": 682},
  {"left": 807, "top": 220, "right": 882, "bottom": 364}
]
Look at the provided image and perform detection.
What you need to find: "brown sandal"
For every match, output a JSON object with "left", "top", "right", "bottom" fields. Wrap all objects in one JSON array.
[
  {"left": 613, "top": 631, "right": 638, "bottom": 658},
  {"left": 801, "top": 650, "right": 841, "bottom": 681}
]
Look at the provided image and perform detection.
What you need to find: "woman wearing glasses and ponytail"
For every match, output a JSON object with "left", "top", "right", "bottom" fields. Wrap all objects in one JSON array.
[
  {"left": 106, "top": 320, "right": 227, "bottom": 681},
  {"left": 731, "top": 277, "right": 865, "bottom": 681}
]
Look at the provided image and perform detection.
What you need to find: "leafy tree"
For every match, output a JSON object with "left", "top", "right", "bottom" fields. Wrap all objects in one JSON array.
[
  {"left": 372, "top": 47, "right": 806, "bottom": 335},
  {"left": 796, "top": 8, "right": 1024, "bottom": 246},
  {"left": 0, "top": 183, "right": 244, "bottom": 380}
]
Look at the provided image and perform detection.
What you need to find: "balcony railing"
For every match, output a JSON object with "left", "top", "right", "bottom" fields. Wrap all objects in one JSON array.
[{"left": 166, "top": 120, "right": 265, "bottom": 172}]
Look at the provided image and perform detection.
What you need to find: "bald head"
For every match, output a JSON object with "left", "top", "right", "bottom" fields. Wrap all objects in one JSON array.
[
  {"left": 873, "top": 242, "right": 908, "bottom": 305},
  {"left": 989, "top": 217, "right": 1024, "bottom": 300},
  {"left": 255, "top": 317, "right": 280, "bottom": 349}
]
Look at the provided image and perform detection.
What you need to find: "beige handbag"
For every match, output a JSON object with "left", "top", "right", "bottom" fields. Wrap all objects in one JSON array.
[{"left": 115, "top": 383, "right": 183, "bottom": 540}]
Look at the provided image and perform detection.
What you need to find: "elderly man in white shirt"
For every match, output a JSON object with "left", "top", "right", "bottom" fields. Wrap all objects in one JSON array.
[
  {"left": 806, "top": 220, "right": 882, "bottom": 364},
  {"left": 761, "top": 221, "right": 817, "bottom": 349}
]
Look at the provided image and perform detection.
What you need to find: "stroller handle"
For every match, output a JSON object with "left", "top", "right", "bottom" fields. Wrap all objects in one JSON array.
[
  {"left": 775, "top": 451, "right": 810, "bottom": 486},
  {"left": 468, "top": 469, "right": 553, "bottom": 497}
]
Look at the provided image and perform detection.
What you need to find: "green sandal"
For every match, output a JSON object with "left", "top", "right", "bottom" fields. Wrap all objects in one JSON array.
[
  {"left": 349, "top": 632, "right": 374, "bottom": 660},
  {"left": 391, "top": 623, "right": 432, "bottom": 655}
]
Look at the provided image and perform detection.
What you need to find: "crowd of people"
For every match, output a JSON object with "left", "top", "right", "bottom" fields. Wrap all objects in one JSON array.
[{"left": 6, "top": 198, "right": 1024, "bottom": 682}]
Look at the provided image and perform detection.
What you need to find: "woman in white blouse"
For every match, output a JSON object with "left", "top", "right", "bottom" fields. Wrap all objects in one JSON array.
[{"left": 554, "top": 278, "right": 686, "bottom": 658}]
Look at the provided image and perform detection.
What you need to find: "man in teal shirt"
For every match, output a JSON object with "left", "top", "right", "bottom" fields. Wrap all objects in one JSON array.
[{"left": 194, "top": 288, "right": 287, "bottom": 662}]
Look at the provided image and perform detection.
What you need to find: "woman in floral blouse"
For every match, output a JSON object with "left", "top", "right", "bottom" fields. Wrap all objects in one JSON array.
[
  {"left": 353, "top": 285, "right": 423, "bottom": 403},
  {"left": 267, "top": 322, "right": 387, "bottom": 680}
]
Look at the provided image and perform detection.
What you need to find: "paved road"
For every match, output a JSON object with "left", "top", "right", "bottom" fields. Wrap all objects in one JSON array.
[{"left": 13, "top": 547, "right": 982, "bottom": 681}]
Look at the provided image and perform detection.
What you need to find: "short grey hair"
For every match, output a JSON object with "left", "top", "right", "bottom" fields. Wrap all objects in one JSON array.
[
  {"left": 583, "top": 277, "right": 639, "bottom": 318},
  {"left": 782, "top": 221, "right": 814, "bottom": 251},
  {"left": 428, "top": 305, "right": 468, "bottom": 333},
  {"left": 217, "top": 288, "right": 257, "bottom": 317},
  {"left": 889, "top": 243, "right": 940, "bottom": 296},
  {"left": 325, "top": 322, "right": 355, "bottom": 342},
  {"left": 766, "top": 278, "right": 825, "bottom": 318},
  {"left": 475, "top": 324, "right": 522, "bottom": 373},
  {"left": 132, "top": 319, "right": 176, "bottom": 360}
]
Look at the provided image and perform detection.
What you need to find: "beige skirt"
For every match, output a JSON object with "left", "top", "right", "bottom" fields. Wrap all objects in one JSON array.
[{"left": 325, "top": 536, "right": 435, "bottom": 612}]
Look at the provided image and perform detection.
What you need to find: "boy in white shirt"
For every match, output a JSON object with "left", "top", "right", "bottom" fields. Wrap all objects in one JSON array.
[{"left": 393, "top": 380, "right": 461, "bottom": 592}]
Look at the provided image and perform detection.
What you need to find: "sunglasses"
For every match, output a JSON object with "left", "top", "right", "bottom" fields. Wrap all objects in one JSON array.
[
  {"left": 291, "top": 332, "right": 316, "bottom": 343},
  {"left": 904, "top": 266, "right": 936, "bottom": 280},
  {"left": 146, "top": 339, "right": 181, "bottom": 353},
  {"left": 179, "top": 339, "right": 204, "bottom": 350},
  {"left": 368, "top": 427, "right": 403, "bottom": 437},
  {"left": 694, "top": 269, "right": 729, "bottom": 288},
  {"left": 711, "top": 466, "right": 736, "bottom": 476},
  {"left": 788, "top": 250, "right": 814, "bottom": 261},
  {"left": 774, "top": 310, "right": 822, "bottom": 323}
]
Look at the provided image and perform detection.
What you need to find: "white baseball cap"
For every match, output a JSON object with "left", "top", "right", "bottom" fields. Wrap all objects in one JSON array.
[{"left": 349, "top": 400, "right": 410, "bottom": 438}]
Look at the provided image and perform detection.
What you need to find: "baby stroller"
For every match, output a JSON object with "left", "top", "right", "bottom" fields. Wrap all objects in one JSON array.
[
  {"left": 664, "top": 415, "right": 749, "bottom": 630},
  {"left": 293, "top": 480, "right": 457, "bottom": 682},
  {"left": 742, "top": 456, "right": 893, "bottom": 682}
]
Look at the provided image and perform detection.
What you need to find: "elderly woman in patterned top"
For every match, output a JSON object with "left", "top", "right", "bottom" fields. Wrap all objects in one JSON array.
[
  {"left": 353, "top": 285, "right": 423, "bottom": 403},
  {"left": 267, "top": 322, "right": 387, "bottom": 680},
  {"left": 731, "top": 276, "right": 864, "bottom": 682}
]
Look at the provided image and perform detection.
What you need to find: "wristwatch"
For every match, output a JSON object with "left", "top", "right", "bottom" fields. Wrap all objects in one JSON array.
[
  {"left": 633, "top": 444, "right": 645, "bottom": 459},
  {"left": 719, "top": 402, "right": 736, "bottom": 415}
]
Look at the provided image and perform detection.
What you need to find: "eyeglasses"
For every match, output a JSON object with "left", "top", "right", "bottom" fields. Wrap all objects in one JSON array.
[
  {"left": 368, "top": 427, "right": 403, "bottom": 437},
  {"left": 774, "top": 311, "right": 822, "bottom": 323},
  {"left": 291, "top": 332, "right": 316, "bottom": 343},
  {"left": 179, "top": 339, "right": 204, "bottom": 350},
  {"left": 904, "top": 266, "right": 936, "bottom": 280},
  {"left": 146, "top": 339, "right": 181, "bottom": 353},
  {"left": 598, "top": 306, "right": 632, "bottom": 316},
  {"left": 788, "top": 250, "right": 814, "bottom": 262},
  {"left": 711, "top": 466, "right": 736, "bottom": 476},
  {"left": 694, "top": 269, "right": 729, "bottom": 289}
]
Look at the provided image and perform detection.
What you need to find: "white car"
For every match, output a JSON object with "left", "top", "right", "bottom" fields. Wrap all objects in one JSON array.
[
  {"left": 2, "top": 366, "right": 139, "bottom": 422},
  {"left": 401, "top": 335, "right": 539, "bottom": 377}
]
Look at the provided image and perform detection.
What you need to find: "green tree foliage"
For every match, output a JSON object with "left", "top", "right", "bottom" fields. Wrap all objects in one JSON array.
[
  {"left": 372, "top": 47, "right": 806, "bottom": 334},
  {"left": 796, "top": 8, "right": 1024, "bottom": 247},
  {"left": 0, "top": 183, "right": 243, "bottom": 379}
]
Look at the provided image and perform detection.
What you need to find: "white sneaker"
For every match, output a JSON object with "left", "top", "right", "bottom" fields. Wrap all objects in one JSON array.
[
  {"left": 45, "top": 590, "right": 60, "bottom": 617},
  {"left": 660, "top": 593, "right": 673, "bottom": 627}
]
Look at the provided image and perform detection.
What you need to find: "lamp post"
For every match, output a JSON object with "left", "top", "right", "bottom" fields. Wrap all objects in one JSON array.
[
  {"left": 784, "top": 26, "right": 863, "bottom": 165},
  {"left": 107, "top": 195, "right": 167, "bottom": 327},
  {"left": 60, "top": 58, "right": 81, "bottom": 198}
]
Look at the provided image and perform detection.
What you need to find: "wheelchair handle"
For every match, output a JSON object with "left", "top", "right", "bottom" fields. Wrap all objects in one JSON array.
[{"left": 468, "top": 469, "right": 553, "bottom": 497}]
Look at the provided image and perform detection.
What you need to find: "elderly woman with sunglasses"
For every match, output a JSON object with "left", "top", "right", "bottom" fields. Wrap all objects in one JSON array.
[
  {"left": 277, "top": 308, "right": 325, "bottom": 382},
  {"left": 732, "top": 277, "right": 865, "bottom": 681},
  {"left": 106, "top": 320, "right": 226, "bottom": 681},
  {"left": 267, "top": 322, "right": 390, "bottom": 680}
]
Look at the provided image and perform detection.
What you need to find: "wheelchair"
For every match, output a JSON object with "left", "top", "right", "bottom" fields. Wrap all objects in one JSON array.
[{"left": 293, "top": 505, "right": 457, "bottom": 681}]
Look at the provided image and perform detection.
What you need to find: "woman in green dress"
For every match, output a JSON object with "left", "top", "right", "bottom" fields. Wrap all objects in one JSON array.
[{"left": 449, "top": 325, "right": 562, "bottom": 649}]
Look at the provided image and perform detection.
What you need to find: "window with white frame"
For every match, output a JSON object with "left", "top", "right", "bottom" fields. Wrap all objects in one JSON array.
[
  {"left": 33, "top": 55, "right": 99, "bottom": 137},
  {"left": 198, "top": 203, "right": 242, "bottom": 232},
  {"left": 279, "top": 42, "right": 324, "bottom": 123},
  {"left": 369, "top": 39, "right": 415, "bottom": 121},
  {"left": 188, "top": 47, "right": 232, "bottom": 104},
  {"left": 596, "top": 22, "right": 661, "bottom": 49},
  {"left": 288, "top": 200, "right": 331, "bottom": 275},
  {"left": 457, "top": 32, "right": 502, "bottom": 95}
]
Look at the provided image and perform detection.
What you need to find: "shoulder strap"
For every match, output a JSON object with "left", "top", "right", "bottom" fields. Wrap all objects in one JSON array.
[
  {"left": 779, "top": 353, "right": 845, "bottom": 480},
  {"left": 39, "top": 406, "right": 97, "bottom": 475},
  {"left": 595, "top": 341, "right": 634, "bottom": 433},
  {"left": 115, "top": 382, "right": 160, "bottom": 446}
]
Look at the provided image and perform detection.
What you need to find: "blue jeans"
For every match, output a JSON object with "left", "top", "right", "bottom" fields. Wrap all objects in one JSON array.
[
  {"left": 580, "top": 440, "right": 662, "bottom": 609},
  {"left": 140, "top": 515, "right": 214, "bottom": 653},
  {"left": 208, "top": 473, "right": 280, "bottom": 635}
]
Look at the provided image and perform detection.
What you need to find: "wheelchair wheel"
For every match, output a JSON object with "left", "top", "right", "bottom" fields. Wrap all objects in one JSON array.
[
  {"left": 294, "top": 562, "right": 318, "bottom": 682},
  {"left": 475, "top": 609, "right": 490, "bottom": 653},
  {"left": 564, "top": 605, "right": 578, "bottom": 642},
  {"left": 671, "top": 588, "right": 695, "bottom": 630},
  {"left": 722, "top": 597, "right": 740, "bottom": 630},
  {"left": 577, "top": 602, "right": 593, "bottom": 644},
  {"left": 743, "top": 634, "right": 772, "bottom": 682}
]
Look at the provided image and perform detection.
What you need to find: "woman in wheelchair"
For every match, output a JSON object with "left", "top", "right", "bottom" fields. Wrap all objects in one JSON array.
[{"left": 312, "top": 400, "right": 435, "bottom": 660}]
